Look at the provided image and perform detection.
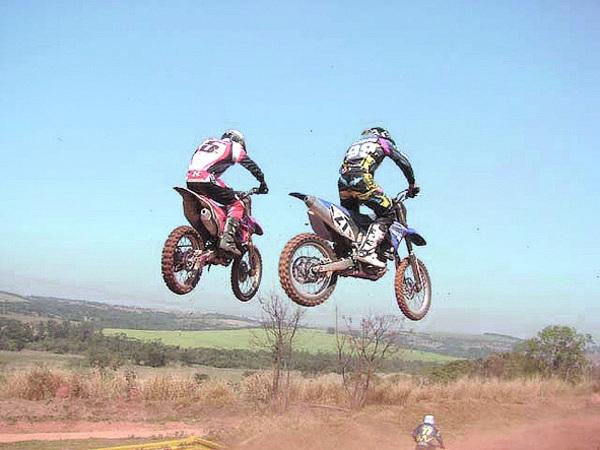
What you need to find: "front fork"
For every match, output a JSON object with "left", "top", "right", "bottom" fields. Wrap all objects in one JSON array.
[{"left": 405, "top": 240, "right": 423, "bottom": 289}]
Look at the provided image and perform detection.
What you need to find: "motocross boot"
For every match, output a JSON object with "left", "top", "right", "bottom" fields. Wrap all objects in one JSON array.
[
  {"left": 356, "top": 222, "right": 386, "bottom": 269},
  {"left": 220, "top": 217, "right": 242, "bottom": 257}
]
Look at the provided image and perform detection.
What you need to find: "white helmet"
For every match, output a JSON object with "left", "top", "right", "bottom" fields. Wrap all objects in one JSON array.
[
  {"left": 423, "top": 415, "right": 435, "bottom": 425},
  {"left": 222, "top": 129, "right": 245, "bottom": 147}
]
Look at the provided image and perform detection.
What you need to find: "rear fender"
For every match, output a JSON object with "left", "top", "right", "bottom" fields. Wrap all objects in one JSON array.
[
  {"left": 289, "top": 192, "right": 358, "bottom": 242},
  {"left": 173, "top": 187, "right": 225, "bottom": 237}
]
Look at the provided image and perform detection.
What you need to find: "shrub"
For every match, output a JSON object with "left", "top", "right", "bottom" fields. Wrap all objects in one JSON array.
[{"left": 4, "top": 367, "right": 64, "bottom": 400}]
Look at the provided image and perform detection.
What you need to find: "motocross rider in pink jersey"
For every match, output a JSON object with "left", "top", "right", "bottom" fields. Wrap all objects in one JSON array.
[
  {"left": 186, "top": 130, "right": 268, "bottom": 256},
  {"left": 338, "top": 127, "right": 420, "bottom": 268}
]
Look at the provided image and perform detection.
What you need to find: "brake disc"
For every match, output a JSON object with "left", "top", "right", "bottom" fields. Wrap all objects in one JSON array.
[
  {"left": 292, "top": 256, "right": 325, "bottom": 284},
  {"left": 238, "top": 260, "right": 250, "bottom": 283}
]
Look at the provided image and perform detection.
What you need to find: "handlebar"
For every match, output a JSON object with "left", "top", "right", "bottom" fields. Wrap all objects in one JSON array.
[
  {"left": 395, "top": 188, "right": 420, "bottom": 203},
  {"left": 395, "top": 189, "right": 409, "bottom": 203},
  {"left": 237, "top": 186, "right": 264, "bottom": 199}
]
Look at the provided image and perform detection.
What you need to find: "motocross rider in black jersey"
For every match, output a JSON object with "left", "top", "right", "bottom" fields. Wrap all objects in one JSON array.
[{"left": 338, "top": 127, "right": 419, "bottom": 268}]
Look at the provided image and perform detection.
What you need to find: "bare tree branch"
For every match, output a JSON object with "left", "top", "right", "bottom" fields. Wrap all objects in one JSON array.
[
  {"left": 251, "top": 291, "right": 304, "bottom": 411},
  {"left": 335, "top": 311, "right": 404, "bottom": 409}
]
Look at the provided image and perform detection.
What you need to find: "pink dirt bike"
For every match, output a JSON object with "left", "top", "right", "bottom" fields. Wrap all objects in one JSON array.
[{"left": 161, "top": 186, "right": 265, "bottom": 301}]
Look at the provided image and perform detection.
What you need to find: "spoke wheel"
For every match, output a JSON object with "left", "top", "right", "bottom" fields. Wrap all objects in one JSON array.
[
  {"left": 231, "top": 245, "right": 262, "bottom": 302},
  {"left": 395, "top": 257, "right": 431, "bottom": 320},
  {"left": 279, "top": 233, "right": 337, "bottom": 307},
  {"left": 161, "top": 226, "right": 204, "bottom": 295}
]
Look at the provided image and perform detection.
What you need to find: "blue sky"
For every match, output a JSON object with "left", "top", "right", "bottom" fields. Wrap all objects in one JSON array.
[{"left": 1, "top": 1, "right": 599, "bottom": 337}]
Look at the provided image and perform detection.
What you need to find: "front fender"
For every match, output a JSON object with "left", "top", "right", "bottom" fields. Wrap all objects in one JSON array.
[
  {"left": 246, "top": 216, "right": 264, "bottom": 236},
  {"left": 389, "top": 222, "right": 427, "bottom": 250}
]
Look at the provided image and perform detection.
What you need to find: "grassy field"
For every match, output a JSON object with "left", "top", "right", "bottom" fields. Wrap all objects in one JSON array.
[
  {"left": 0, "top": 350, "right": 251, "bottom": 381},
  {"left": 0, "top": 350, "right": 86, "bottom": 371},
  {"left": 103, "top": 328, "right": 458, "bottom": 362}
]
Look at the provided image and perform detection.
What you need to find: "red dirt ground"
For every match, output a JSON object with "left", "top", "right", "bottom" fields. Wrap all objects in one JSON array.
[
  {"left": 233, "top": 413, "right": 600, "bottom": 450},
  {"left": 0, "top": 421, "right": 203, "bottom": 443},
  {"left": 0, "top": 396, "right": 599, "bottom": 448},
  {"left": 455, "top": 415, "right": 600, "bottom": 450}
]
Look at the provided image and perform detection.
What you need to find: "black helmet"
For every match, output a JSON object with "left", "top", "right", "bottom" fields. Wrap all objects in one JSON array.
[
  {"left": 361, "top": 127, "right": 395, "bottom": 145},
  {"left": 222, "top": 129, "right": 245, "bottom": 147}
]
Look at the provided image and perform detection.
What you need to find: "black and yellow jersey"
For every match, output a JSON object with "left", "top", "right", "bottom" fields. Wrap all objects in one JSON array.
[
  {"left": 339, "top": 135, "right": 415, "bottom": 185},
  {"left": 412, "top": 423, "right": 444, "bottom": 448}
]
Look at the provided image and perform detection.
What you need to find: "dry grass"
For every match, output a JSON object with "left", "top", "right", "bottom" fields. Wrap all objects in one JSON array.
[
  {"left": 0, "top": 367, "right": 591, "bottom": 408},
  {"left": 0, "top": 367, "right": 240, "bottom": 408},
  {"left": 367, "top": 376, "right": 584, "bottom": 406}
]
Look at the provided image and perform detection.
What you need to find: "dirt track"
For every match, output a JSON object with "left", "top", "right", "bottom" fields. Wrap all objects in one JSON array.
[
  {"left": 234, "top": 413, "right": 600, "bottom": 450},
  {"left": 0, "top": 421, "right": 203, "bottom": 444},
  {"left": 1, "top": 415, "right": 599, "bottom": 449},
  {"left": 1, "top": 396, "right": 599, "bottom": 449},
  {"left": 454, "top": 415, "right": 600, "bottom": 450}
]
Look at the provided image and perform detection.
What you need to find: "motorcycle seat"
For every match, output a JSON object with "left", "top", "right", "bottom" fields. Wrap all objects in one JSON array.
[{"left": 344, "top": 209, "right": 375, "bottom": 230}]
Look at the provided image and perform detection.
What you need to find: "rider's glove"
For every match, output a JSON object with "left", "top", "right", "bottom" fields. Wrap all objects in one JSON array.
[
  {"left": 258, "top": 181, "right": 269, "bottom": 194},
  {"left": 407, "top": 184, "right": 420, "bottom": 198}
]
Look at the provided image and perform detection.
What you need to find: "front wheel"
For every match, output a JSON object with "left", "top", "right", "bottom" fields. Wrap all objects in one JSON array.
[
  {"left": 231, "top": 245, "right": 263, "bottom": 302},
  {"left": 161, "top": 226, "right": 204, "bottom": 295},
  {"left": 395, "top": 257, "right": 431, "bottom": 320},
  {"left": 278, "top": 233, "right": 337, "bottom": 307}
]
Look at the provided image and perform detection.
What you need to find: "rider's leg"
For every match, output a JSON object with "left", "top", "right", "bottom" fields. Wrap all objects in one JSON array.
[
  {"left": 338, "top": 176, "right": 360, "bottom": 214},
  {"left": 213, "top": 180, "right": 244, "bottom": 257},
  {"left": 338, "top": 174, "right": 363, "bottom": 213},
  {"left": 340, "top": 193, "right": 360, "bottom": 214},
  {"left": 355, "top": 176, "right": 394, "bottom": 268},
  {"left": 220, "top": 216, "right": 242, "bottom": 256},
  {"left": 187, "top": 180, "right": 243, "bottom": 256}
]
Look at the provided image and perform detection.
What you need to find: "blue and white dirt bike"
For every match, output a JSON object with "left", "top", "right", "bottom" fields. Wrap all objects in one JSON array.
[{"left": 278, "top": 190, "right": 431, "bottom": 320}]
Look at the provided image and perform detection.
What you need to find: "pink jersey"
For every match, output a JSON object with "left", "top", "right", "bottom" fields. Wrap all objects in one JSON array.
[{"left": 186, "top": 138, "right": 247, "bottom": 182}]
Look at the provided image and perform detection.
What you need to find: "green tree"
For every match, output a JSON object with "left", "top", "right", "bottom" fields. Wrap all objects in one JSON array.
[
  {"left": 519, "top": 325, "right": 593, "bottom": 382},
  {"left": 0, "top": 319, "right": 33, "bottom": 350}
]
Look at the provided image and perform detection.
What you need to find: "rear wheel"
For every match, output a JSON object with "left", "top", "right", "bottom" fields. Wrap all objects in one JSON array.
[
  {"left": 231, "top": 245, "right": 263, "bottom": 302},
  {"left": 278, "top": 233, "right": 337, "bottom": 307},
  {"left": 395, "top": 257, "right": 431, "bottom": 320},
  {"left": 161, "top": 226, "right": 204, "bottom": 295}
]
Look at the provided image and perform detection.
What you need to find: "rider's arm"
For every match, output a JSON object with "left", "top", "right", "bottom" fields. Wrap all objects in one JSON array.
[
  {"left": 231, "top": 142, "right": 266, "bottom": 183},
  {"left": 411, "top": 425, "right": 421, "bottom": 442},
  {"left": 239, "top": 155, "right": 266, "bottom": 183},
  {"left": 379, "top": 138, "right": 416, "bottom": 186},
  {"left": 435, "top": 430, "right": 445, "bottom": 449}
]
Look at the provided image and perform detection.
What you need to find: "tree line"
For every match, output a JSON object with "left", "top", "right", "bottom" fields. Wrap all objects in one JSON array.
[
  {"left": 0, "top": 317, "right": 594, "bottom": 384},
  {"left": 0, "top": 317, "right": 430, "bottom": 373},
  {"left": 427, "top": 325, "right": 594, "bottom": 383}
]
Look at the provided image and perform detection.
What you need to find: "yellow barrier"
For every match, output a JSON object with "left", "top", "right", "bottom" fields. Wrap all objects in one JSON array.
[{"left": 92, "top": 435, "right": 225, "bottom": 450}]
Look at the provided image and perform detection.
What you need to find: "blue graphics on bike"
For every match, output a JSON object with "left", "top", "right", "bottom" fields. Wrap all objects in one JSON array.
[
  {"left": 281, "top": 190, "right": 432, "bottom": 320},
  {"left": 290, "top": 193, "right": 424, "bottom": 255}
]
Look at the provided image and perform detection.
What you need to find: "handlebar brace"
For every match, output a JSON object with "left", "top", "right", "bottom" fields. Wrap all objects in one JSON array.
[
  {"left": 395, "top": 188, "right": 420, "bottom": 203},
  {"left": 236, "top": 186, "right": 263, "bottom": 199}
]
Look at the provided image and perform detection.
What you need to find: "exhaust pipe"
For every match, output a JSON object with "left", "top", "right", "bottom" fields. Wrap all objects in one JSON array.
[{"left": 200, "top": 208, "right": 217, "bottom": 235}]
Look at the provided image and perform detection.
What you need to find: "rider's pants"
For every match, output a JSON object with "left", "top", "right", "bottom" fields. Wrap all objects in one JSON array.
[
  {"left": 338, "top": 172, "right": 394, "bottom": 226},
  {"left": 187, "top": 180, "right": 244, "bottom": 220}
]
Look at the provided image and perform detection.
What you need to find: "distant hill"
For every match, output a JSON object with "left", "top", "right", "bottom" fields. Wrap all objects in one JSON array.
[
  {"left": 396, "top": 330, "right": 522, "bottom": 359},
  {"left": 0, "top": 290, "right": 522, "bottom": 359},
  {"left": 0, "top": 291, "right": 258, "bottom": 330}
]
